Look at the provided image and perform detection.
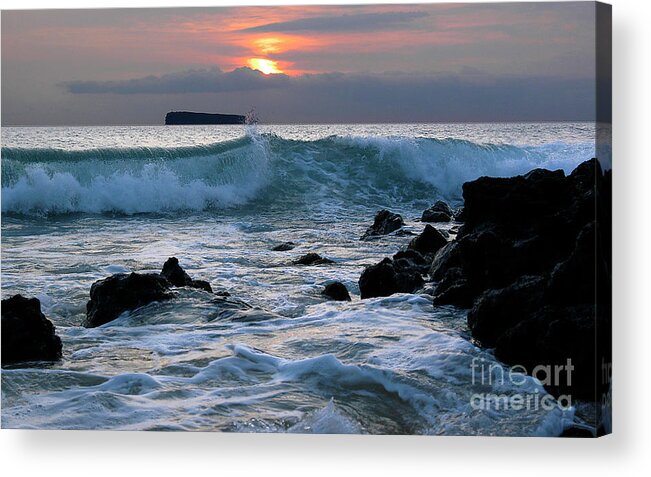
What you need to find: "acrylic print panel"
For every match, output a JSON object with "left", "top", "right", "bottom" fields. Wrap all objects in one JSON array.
[{"left": 0, "top": 1, "right": 611, "bottom": 437}]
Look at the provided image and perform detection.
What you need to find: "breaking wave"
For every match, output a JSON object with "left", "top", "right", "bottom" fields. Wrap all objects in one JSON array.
[{"left": 1, "top": 132, "right": 596, "bottom": 215}]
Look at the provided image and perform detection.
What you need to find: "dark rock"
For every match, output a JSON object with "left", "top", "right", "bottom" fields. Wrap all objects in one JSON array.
[
  {"left": 431, "top": 159, "right": 610, "bottom": 307},
  {"left": 359, "top": 258, "right": 424, "bottom": 299},
  {"left": 429, "top": 241, "right": 462, "bottom": 281},
  {"left": 392, "top": 249, "right": 430, "bottom": 274},
  {"left": 160, "top": 257, "right": 194, "bottom": 287},
  {"left": 360, "top": 209, "right": 404, "bottom": 240},
  {"left": 84, "top": 273, "right": 174, "bottom": 328},
  {"left": 422, "top": 201, "right": 454, "bottom": 222},
  {"left": 272, "top": 242, "right": 296, "bottom": 251},
  {"left": 432, "top": 267, "right": 475, "bottom": 308},
  {"left": 359, "top": 258, "right": 396, "bottom": 299},
  {"left": 1, "top": 295, "right": 62, "bottom": 364},
  {"left": 429, "top": 159, "right": 611, "bottom": 402},
  {"left": 460, "top": 167, "right": 568, "bottom": 235},
  {"left": 393, "top": 249, "right": 428, "bottom": 264},
  {"left": 322, "top": 282, "right": 351, "bottom": 301},
  {"left": 467, "top": 276, "right": 546, "bottom": 347},
  {"left": 455, "top": 207, "right": 466, "bottom": 222},
  {"left": 188, "top": 280, "right": 213, "bottom": 293},
  {"left": 407, "top": 224, "right": 447, "bottom": 257},
  {"left": 394, "top": 270, "right": 425, "bottom": 295},
  {"left": 294, "top": 253, "right": 334, "bottom": 265},
  {"left": 456, "top": 229, "right": 555, "bottom": 292},
  {"left": 432, "top": 280, "right": 474, "bottom": 308},
  {"left": 161, "top": 257, "right": 213, "bottom": 292},
  {"left": 494, "top": 304, "right": 610, "bottom": 400},
  {"left": 546, "top": 221, "right": 609, "bottom": 306},
  {"left": 422, "top": 211, "right": 452, "bottom": 223},
  {"left": 434, "top": 200, "right": 454, "bottom": 216}
]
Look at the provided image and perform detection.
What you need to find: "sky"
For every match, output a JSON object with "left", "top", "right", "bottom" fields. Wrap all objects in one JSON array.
[{"left": 1, "top": 2, "right": 601, "bottom": 125}]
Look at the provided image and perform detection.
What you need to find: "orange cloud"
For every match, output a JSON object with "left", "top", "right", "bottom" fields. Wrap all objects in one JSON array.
[{"left": 2, "top": 3, "right": 588, "bottom": 79}]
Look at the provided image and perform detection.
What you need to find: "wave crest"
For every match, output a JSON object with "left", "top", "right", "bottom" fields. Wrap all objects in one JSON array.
[{"left": 1, "top": 133, "right": 595, "bottom": 215}]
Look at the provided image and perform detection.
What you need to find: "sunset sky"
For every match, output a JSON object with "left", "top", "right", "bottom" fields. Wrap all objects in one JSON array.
[{"left": 2, "top": 2, "right": 600, "bottom": 125}]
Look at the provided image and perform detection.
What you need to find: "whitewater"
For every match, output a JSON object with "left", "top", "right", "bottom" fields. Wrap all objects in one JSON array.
[{"left": 1, "top": 123, "right": 605, "bottom": 434}]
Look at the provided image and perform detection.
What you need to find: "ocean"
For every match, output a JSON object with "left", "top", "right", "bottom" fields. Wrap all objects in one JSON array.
[{"left": 1, "top": 122, "right": 604, "bottom": 434}]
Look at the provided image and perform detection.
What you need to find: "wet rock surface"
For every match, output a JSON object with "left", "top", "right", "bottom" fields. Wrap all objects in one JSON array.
[
  {"left": 322, "top": 282, "right": 352, "bottom": 301},
  {"left": 1, "top": 295, "right": 63, "bottom": 365},
  {"left": 294, "top": 253, "right": 335, "bottom": 265},
  {"left": 421, "top": 200, "right": 454, "bottom": 222},
  {"left": 161, "top": 257, "right": 213, "bottom": 292},
  {"left": 360, "top": 209, "right": 404, "bottom": 240},
  {"left": 84, "top": 272, "right": 174, "bottom": 328}
]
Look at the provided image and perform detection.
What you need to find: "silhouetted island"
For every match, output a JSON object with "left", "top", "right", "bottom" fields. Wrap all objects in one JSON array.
[{"left": 165, "top": 111, "right": 246, "bottom": 125}]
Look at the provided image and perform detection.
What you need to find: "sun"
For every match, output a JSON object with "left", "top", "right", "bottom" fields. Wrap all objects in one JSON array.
[{"left": 247, "top": 58, "right": 283, "bottom": 75}]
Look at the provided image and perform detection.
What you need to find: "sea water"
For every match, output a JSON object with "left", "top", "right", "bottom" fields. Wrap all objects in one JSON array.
[{"left": 0, "top": 123, "right": 605, "bottom": 434}]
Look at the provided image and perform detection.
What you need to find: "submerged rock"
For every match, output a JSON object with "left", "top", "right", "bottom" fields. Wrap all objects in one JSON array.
[
  {"left": 1, "top": 295, "right": 63, "bottom": 364},
  {"left": 322, "top": 282, "right": 352, "bottom": 301},
  {"left": 84, "top": 272, "right": 174, "bottom": 328},
  {"left": 272, "top": 242, "right": 296, "bottom": 251},
  {"left": 360, "top": 209, "right": 404, "bottom": 240},
  {"left": 421, "top": 201, "right": 454, "bottom": 222},
  {"left": 161, "top": 257, "right": 212, "bottom": 292},
  {"left": 294, "top": 253, "right": 335, "bottom": 265}
]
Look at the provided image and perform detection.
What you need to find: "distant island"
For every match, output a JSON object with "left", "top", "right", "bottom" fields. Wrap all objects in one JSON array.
[{"left": 165, "top": 111, "right": 246, "bottom": 125}]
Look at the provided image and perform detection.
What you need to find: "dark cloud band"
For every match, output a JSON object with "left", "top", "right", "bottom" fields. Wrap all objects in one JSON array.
[
  {"left": 66, "top": 67, "right": 290, "bottom": 94},
  {"left": 63, "top": 68, "right": 596, "bottom": 122},
  {"left": 239, "top": 11, "right": 428, "bottom": 33}
]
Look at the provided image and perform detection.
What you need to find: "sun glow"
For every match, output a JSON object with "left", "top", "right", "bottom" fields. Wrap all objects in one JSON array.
[
  {"left": 247, "top": 58, "right": 283, "bottom": 75},
  {"left": 254, "top": 37, "right": 283, "bottom": 54}
]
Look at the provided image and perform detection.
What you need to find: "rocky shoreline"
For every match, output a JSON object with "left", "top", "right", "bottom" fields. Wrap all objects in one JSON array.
[
  {"left": 1, "top": 158, "right": 611, "bottom": 434},
  {"left": 436, "top": 158, "right": 611, "bottom": 404},
  {"left": 355, "top": 158, "right": 611, "bottom": 433}
]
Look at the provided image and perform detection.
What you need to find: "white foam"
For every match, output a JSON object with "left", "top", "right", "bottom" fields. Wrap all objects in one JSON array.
[
  {"left": 97, "top": 373, "right": 162, "bottom": 395},
  {"left": 1, "top": 133, "right": 272, "bottom": 215}
]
